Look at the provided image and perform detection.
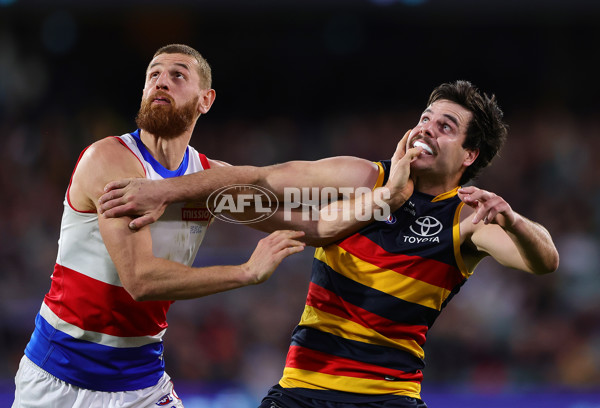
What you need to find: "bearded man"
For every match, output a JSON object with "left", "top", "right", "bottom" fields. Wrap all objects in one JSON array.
[{"left": 12, "top": 44, "right": 306, "bottom": 408}]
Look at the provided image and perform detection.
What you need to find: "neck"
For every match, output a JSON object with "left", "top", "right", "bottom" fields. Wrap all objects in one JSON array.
[
  {"left": 413, "top": 174, "right": 461, "bottom": 197},
  {"left": 139, "top": 129, "right": 193, "bottom": 170}
]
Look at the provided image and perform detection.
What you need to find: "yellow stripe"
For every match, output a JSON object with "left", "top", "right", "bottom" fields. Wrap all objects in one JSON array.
[
  {"left": 298, "top": 305, "right": 424, "bottom": 358},
  {"left": 373, "top": 162, "right": 385, "bottom": 189},
  {"left": 431, "top": 186, "right": 460, "bottom": 202},
  {"left": 280, "top": 368, "right": 421, "bottom": 398},
  {"left": 453, "top": 202, "right": 471, "bottom": 279},
  {"left": 315, "top": 246, "right": 450, "bottom": 310}
]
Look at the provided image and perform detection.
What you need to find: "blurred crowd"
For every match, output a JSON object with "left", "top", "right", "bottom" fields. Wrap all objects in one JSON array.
[{"left": 1, "top": 5, "right": 600, "bottom": 401}]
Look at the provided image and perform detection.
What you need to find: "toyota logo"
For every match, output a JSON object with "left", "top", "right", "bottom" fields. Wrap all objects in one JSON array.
[{"left": 409, "top": 216, "right": 442, "bottom": 237}]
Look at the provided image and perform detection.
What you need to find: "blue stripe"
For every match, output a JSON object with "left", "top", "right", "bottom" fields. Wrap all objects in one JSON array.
[
  {"left": 130, "top": 129, "right": 190, "bottom": 178},
  {"left": 291, "top": 326, "right": 424, "bottom": 372},
  {"left": 311, "top": 258, "right": 440, "bottom": 327},
  {"left": 25, "top": 313, "right": 164, "bottom": 391}
]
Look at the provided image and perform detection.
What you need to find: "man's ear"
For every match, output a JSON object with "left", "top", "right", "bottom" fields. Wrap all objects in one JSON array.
[
  {"left": 463, "top": 148, "right": 479, "bottom": 167},
  {"left": 197, "top": 89, "right": 216, "bottom": 115}
]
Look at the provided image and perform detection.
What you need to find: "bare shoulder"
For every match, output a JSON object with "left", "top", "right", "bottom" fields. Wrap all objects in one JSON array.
[
  {"left": 69, "top": 137, "right": 146, "bottom": 211},
  {"left": 207, "top": 158, "right": 231, "bottom": 168}
]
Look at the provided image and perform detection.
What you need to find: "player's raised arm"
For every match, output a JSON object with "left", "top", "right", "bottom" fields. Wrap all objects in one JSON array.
[{"left": 458, "top": 185, "right": 559, "bottom": 275}]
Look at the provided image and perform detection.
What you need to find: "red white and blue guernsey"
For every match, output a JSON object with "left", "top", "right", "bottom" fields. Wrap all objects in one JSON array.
[{"left": 24, "top": 129, "right": 213, "bottom": 392}]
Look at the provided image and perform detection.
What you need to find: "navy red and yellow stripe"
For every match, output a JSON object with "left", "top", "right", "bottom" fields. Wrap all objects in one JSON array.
[{"left": 279, "top": 160, "right": 468, "bottom": 401}]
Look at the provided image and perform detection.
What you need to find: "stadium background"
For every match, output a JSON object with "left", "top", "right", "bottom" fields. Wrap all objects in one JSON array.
[{"left": 1, "top": 0, "right": 600, "bottom": 406}]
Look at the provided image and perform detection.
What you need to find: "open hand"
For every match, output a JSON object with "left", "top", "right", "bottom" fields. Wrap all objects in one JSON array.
[
  {"left": 458, "top": 185, "right": 517, "bottom": 229},
  {"left": 243, "top": 230, "right": 306, "bottom": 284}
]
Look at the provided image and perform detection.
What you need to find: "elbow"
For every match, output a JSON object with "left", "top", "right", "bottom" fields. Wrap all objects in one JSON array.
[
  {"left": 122, "top": 270, "right": 156, "bottom": 301},
  {"left": 533, "top": 250, "right": 560, "bottom": 275},
  {"left": 125, "top": 282, "right": 153, "bottom": 302}
]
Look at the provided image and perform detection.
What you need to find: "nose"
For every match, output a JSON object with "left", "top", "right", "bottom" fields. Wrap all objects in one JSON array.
[
  {"left": 419, "top": 120, "right": 434, "bottom": 137},
  {"left": 155, "top": 71, "right": 169, "bottom": 90}
]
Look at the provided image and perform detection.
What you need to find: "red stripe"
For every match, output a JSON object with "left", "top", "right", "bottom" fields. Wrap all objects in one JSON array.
[
  {"left": 306, "top": 282, "right": 427, "bottom": 345},
  {"left": 44, "top": 264, "right": 171, "bottom": 337},
  {"left": 338, "top": 234, "right": 464, "bottom": 291},
  {"left": 285, "top": 345, "right": 422, "bottom": 382},
  {"left": 198, "top": 153, "right": 210, "bottom": 169},
  {"left": 66, "top": 145, "right": 95, "bottom": 213}
]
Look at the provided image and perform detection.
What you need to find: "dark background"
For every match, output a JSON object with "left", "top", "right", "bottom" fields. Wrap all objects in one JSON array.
[{"left": 1, "top": 0, "right": 599, "bottom": 404}]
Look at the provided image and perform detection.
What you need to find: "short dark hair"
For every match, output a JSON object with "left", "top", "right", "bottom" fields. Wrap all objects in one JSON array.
[
  {"left": 428, "top": 80, "right": 508, "bottom": 185},
  {"left": 153, "top": 44, "right": 212, "bottom": 89}
]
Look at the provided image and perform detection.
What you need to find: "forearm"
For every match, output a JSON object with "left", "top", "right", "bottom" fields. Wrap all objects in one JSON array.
[
  {"left": 312, "top": 186, "right": 407, "bottom": 246},
  {"left": 505, "top": 215, "right": 559, "bottom": 275},
  {"left": 163, "top": 157, "right": 379, "bottom": 205},
  {"left": 125, "top": 258, "right": 255, "bottom": 301},
  {"left": 162, "top": 165, "right": 265, "bottom": 204}
]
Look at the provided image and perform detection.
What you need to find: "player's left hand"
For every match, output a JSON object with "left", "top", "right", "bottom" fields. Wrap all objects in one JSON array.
[{"left": 458, "top": 186, "right": 518, "bottom": 230}]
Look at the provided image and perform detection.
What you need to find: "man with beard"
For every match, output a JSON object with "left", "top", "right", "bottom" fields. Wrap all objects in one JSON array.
[{"left": 11, "top": 44, "right": 307, "bottom": 408}]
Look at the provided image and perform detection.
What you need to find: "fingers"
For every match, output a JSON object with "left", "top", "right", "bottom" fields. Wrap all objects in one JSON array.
[
  {"left": 128, "top": 214, "right": 157, "bottom": 231},
  {"left": 391, "top": 129, "right": 412, "bottom": 162},
  {"left": 100, "top": 201, "right": 132, "bottom": 217},
  {"left": 265, "top": 230, "right": 306, "bottom": 250},
  {"left": 98, "top": 194, "right": 127, "bottom": 214},
  {"left": 459, "top": 187, "right": 511, "bottom": 225},
  {"left": 404, "top": 145, "right": 424, "bottom": 163},
  {"left": 246, "top": 230, "right": 306, "bottom": 284},
  {"left": 103, "top": 179, "right": 133, "bottom": 194},
  {"left": 263, "top": 230, "right": 306, "bottom": 261}
]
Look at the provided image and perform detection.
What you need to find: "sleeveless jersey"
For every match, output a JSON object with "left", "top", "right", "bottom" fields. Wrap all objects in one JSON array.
[
  {"left": 24, "top": 129, "right": 213, "bottom": 392},
  {"left": 279, "top": 160, "right": 470, "bottom": 401}
]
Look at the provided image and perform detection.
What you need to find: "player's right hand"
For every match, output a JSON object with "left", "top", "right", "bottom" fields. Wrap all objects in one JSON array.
[
  {"left": 385, "top": 129, "right": 423, "bottom": 208},
  {"left": 99, "top": 178, "right": 168, "bottom": 230}
]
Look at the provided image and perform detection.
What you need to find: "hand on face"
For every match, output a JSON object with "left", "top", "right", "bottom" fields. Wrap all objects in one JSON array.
[{"left": 384, "top": 130, "right": 423, "bottom": 206}]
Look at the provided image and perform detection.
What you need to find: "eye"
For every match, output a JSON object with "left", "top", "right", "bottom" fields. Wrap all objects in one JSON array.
[
  {"left": 442, "top": 123, "right": 452, "bottom": 131},
  {"left": 174, "top": 71, "right": 186, "bottom": 79},
  {"left": 421, "top": 117, "right": 429, "bottom": 123}
]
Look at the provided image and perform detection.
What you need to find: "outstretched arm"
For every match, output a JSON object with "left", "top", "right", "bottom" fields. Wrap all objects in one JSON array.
[
  {"left": 99, "top": 154, "right": 380, "bottom": 230},
  {"left": 458, "top": 186, "right": 559, "bottom": 275},
  {"left": 229, "top": 131, "right": 423, "bottom": 247}
]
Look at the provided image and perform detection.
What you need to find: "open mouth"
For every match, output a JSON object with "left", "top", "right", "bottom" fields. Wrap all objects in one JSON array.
[
  {"left": 412, "top": 140, "right": 434, "bottom": 155},
  {"left": 151, "top": 92, "right": 172, "bottom": 105},
  {"left": 153, "top": 97, "right": 171, "bottom": 104}
]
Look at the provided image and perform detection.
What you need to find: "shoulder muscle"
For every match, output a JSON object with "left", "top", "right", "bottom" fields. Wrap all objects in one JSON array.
[{"left": 69, "top": 137, "right": 146, "bottom": 211}]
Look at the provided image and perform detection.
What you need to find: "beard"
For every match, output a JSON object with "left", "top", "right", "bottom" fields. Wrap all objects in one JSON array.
[{"left": 135, "top": 94, "right": 199, "bottom": 139}]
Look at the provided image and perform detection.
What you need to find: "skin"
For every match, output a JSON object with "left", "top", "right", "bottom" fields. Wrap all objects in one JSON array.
[
  {"left": 70, "top": 52, "right": 306, "bottom": 302},
  {"left": 98, "top": 99, "right": 559, "bottom": 276}
]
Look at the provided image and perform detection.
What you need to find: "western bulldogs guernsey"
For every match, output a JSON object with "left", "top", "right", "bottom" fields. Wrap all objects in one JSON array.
[
  {"left": 279, "top": 159, "right": 470, "bottom": 401},
  {"left": 24, "top": 129, "right": 212, "bottom": 392}
]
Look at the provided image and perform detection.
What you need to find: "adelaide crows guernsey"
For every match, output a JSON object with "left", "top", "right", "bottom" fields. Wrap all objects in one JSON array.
[
  {"left": 279, "top": 159, "right": 470, "bottom": 401},
  {"left": 24, "top": 129, "right": 212, "bottom": 392}
]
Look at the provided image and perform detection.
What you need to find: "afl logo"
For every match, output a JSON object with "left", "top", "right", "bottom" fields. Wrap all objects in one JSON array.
[
  {"left": 385, "top": 214, "right": 397, "bottom": 224},
  {"left": 409, "top": 216, "right": 442, "bottom": 237},
  {"left": 207, "top": 184, "right": 279, "bottom": 224}
]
